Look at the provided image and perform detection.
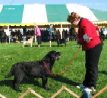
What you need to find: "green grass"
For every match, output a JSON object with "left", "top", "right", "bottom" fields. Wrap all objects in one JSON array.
[{"left": 0, "top": 41, "right": 107, "bottom": 98}]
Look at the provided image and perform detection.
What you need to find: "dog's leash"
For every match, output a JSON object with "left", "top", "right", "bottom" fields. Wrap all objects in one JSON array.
[
  {"left": 61, "top": 46, "right": 81, "bottom": 74},
  {"left": 42, "top": 61, "right": 52, "bottom": 75},
  {"left": 53, "top": 46, "right": 81, "bottom": 77},
  {"left": 42, "top": 46, "right": 81, "bottom": 77}
]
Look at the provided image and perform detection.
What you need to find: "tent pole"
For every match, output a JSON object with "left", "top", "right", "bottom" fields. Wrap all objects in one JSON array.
[
  {"left": 60, "top": 24, "right": 62, "bottom": 39},
  {"left": 8, "top": 26, "right": 11, "bottom": 44}
]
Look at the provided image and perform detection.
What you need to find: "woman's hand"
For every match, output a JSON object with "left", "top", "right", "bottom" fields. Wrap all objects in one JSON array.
[{"left": 83, "top": 34, "right": 92, "bottom": 43}]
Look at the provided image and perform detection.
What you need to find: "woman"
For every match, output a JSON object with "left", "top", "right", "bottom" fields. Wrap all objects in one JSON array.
[
  {"left": 34, "top": 25, "right": 41, "bottom": 47},
  {"left": 67, "top": 12, "right": 102, "bottom": 98}
]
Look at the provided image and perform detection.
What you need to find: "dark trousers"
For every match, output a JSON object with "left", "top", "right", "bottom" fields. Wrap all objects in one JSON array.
[
  {"left": 37, "top": 36, "right": 41, "bottom": 45},
  {"left": 83, "top": 43, "right": 102, "bottom": 88}
]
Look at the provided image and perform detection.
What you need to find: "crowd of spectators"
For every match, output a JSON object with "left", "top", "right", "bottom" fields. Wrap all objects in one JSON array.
[
  {"left": 0, "top": 26, "right": 106, "bottom": 44},
  {"left": 0, "top": 26, "right": 77, "bottom": 43}
]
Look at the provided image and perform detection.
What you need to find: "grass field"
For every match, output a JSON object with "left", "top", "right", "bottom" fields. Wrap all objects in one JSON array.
[{"left": 0, "top": 40, "right": 107, "bottom": 98}]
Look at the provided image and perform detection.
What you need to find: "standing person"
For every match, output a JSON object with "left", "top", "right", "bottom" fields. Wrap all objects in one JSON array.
[
  {"left": 34, "top": 25, "right": 41, "bottom": 47},
  {"left": 5, "top": 26, "right": 11, "bottom": 43},
  {"left": 67, "top": 12, "right": 102, "bottom": 98},
  {"left": 48, "top": 25, "right": 54, "bottom": 47}
]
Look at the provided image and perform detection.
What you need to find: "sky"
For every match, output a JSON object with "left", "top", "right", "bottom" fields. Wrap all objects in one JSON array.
[{"left": 0, "top": 0, "right": 107, "bottom": 11}]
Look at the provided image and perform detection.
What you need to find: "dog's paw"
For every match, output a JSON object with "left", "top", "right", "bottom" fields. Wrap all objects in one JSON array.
[
  {"left": 13, "top": 87, "right": 22, "bottom": 92},
  {"left": 44, "top": 86, "right": 49, "bottom": 90},
  {"left": 18, "top": 90, "right": 22, "bottom": 93},
  {"left": 15, "top": 89, "right": 22, "bottom": 93}
]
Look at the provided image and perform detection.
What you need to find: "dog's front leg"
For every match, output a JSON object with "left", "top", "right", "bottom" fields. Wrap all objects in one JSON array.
[
  {"left": 57, "top": 39, "right": 60, "bottom": 47},
  {"left": 42, "top": 76, "right": 48, "bottom": 90}
]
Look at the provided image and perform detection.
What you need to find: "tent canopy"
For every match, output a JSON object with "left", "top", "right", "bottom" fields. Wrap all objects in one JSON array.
[
  {"left": 0, "top": 3, "right": 107, "bottom": 26},
  {"left": 0, "top": 5, "right": 23, "bottom": 23}
]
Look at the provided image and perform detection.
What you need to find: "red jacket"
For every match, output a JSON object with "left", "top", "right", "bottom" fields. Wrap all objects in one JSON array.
[{"left": 77, "top": 18, "right": 101, "bottom": 50}]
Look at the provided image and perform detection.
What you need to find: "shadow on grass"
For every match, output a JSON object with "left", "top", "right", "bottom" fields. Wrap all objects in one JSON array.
[
  {"left": 51, "top": 75, "right": 80, "bottom": 86},
  {"left": 0, "top": 79, "right": 13, "bottom": 87},
  {"left": 26, "top": 44, "right": 66, "bottom": 48},
  {"left": 0, "top": 75, "right": 80, "bottom": 91},
  {"left": 0, "top": 78, "right": 42, "bottom": 90},
  {"left": 99, "top": 70, "right": 107, "bottom": 75}
]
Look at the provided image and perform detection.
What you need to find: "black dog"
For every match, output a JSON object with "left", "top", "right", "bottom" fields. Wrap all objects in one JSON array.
[
  {"left": 6, "top": 51, "right": 60, "bottom": 91},
  {"left": 56, "top": 38, "right": 66, "bottom": 47}
]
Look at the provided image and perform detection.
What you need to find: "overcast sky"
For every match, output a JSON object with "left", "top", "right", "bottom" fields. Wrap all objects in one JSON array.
[{"left": 0, "top": 0, "right": 107, "bottom": 11}]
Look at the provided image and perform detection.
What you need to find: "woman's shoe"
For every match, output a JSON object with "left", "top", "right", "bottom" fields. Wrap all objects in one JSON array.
[{"left": 80, "top": 88, "right": 92, "bottom": 98}]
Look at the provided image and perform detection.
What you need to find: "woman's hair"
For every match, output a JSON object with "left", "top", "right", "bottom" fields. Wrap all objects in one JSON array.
[{"left": 67, "top": 12, "right": 80, "bottom": 23}]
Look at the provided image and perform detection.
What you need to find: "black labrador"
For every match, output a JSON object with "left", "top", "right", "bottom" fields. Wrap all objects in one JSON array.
[
  {"left": 6, "top": 50, "right": 60, "bottom": 91},
  {"left": 56, "top": 38, "right": 66, "bottom": 47}
]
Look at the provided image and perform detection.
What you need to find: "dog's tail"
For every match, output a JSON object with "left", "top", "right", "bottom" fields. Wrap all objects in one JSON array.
[
  {"left": 5, "top": 66, "right": 14, "bottom": 78},
  {"left": 5, "top": 72, "right": 12, "bottom": 78}
]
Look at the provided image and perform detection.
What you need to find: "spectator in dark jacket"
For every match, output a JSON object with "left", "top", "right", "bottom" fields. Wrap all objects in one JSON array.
[{"left": 48, "top": 25, "right": 54, "bottom": 47}]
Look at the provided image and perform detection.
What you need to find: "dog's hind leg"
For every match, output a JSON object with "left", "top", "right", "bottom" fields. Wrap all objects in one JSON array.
[
  {"left": 13, "top": 73, "right": 25, "bottom": 91},
  {"left": 42, "top": 76, "right": 48, "bottom": 90},
  {"left": 56, "top": 39, "right": 60, "bottom": 47},
  {"left": 64, "top": 39, "right": 66, "bottom": 47},
  {"left": 5, "top": 66, "right": 15, "bottom": 78},
  {"left": 65, "top": 42, "right": 66, "bottom": 47}
]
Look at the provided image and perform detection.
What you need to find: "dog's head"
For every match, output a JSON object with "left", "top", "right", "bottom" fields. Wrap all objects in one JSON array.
[
  {"left": 48, "top": 50, "right": 60, "bottom": 60},
  {"left": 43, "top": 50, "right": 61, "bottom": 61},
  {"left": 41, "top": 51, "right": 60, "bottom": 71}
]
